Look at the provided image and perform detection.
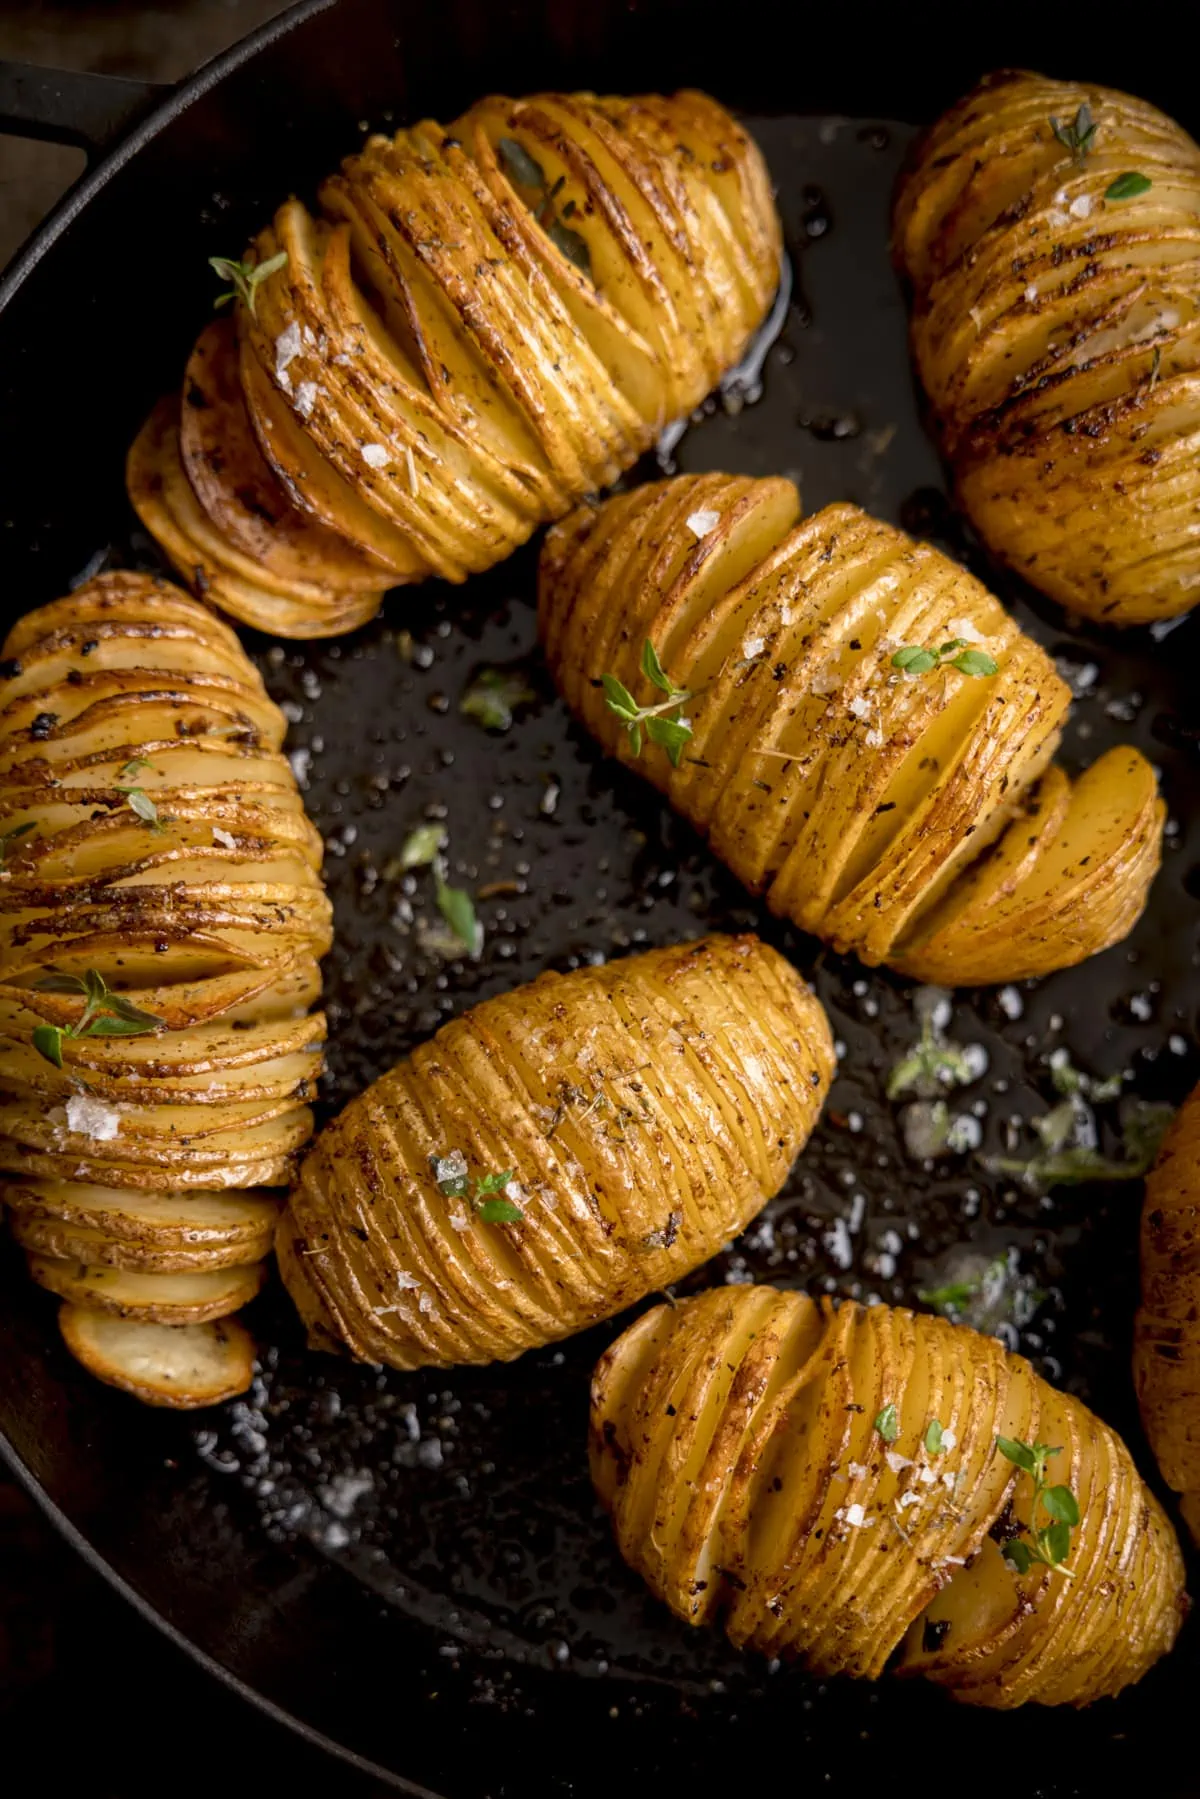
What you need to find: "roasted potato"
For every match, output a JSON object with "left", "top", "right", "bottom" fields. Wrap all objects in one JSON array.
[
  {"left": 592, "top": 1284, "right": 1187, "bottom": 1706},
  {"left": 129, "top": 90, "right": 781, "bottom": 637},
  {"left": 58, "top": 1306, "right": 257, "bottom": 1408},
  {"left": 280, "top": 934, "right": 832, "bottom": 1369},
  {"left": 0, "top": 572, "right": 328, "bottom": 1403},
  {"left": 894, "top": 70, "right": 1200, "bottom": 626},
  {"left": 539, "top": 473, "right": 1163, "bottom": 983},
  {"left": 1136, "top": 1081, "right": 1200, "bottom": 1540}
]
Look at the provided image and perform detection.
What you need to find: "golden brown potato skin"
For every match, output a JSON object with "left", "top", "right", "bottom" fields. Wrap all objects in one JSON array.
[
  {"left": 592, "top": 1284, "right": 1187, "bottom": 1707},
  {"left": 1136, "top": 1082, "right": 1200, "bottom": 1540},
  {"left": 894, "top": 69, "right": 1200, "bottom": 626},
  {"left": 0, "top": 573, "right": 329, "bottom": 1401},
  {"left": 539, "top": 473, "right": 1163, "bottom": 983},
  {"left": 129, "top": 91, "right": 781, "bottom": 637},
  {"left": 281, "top": 935, "right": 833, "bottom": 1369}
]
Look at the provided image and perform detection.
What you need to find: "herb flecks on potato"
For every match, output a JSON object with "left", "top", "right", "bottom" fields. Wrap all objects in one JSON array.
[
  {"left": 128, "top": 90, "right": 782, "bottom": 638},
  {"left": 894, "top": 69, "right": 1200, "bottom": 626},
  {"left": 280, "top": 934, "right": 833, "bottom": 1369},
  {"left": 0, "top": 573, "right": 329, "bottom": 1403},
  {"left": 592, "top": 1284, "right": 1187, "bottom": 1707},
  {"left": 538, "top": 473, "right": 1163, "bottom": 984}
]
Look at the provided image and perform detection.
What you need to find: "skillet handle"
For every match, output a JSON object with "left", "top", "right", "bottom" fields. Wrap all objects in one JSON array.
[{"left": 0, "top": 61, "right": 162, "bottom": 159}]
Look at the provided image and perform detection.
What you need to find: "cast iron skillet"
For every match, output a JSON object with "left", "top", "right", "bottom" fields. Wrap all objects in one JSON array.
[{"left": 3, "top": 4, "right": 1200, "bottom": 1792}]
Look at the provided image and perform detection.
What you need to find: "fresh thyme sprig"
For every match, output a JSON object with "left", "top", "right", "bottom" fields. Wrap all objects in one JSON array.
[
  {"left": 432, "top": 1151, "right": 523, "bottom": 1222},
  {"left": 496, "top": 137, "right": 592, "bottom": 277},
  {"left": 31, "top": 969, "right": 164, "bottom": 1069},
  {"left": 209, "top": 249, "right": 288, "bottom": 317},
  {"left": 995, "top": 1436, "right": 1079, "bottom": 1580},
  {"left": 892, "top": 639, "right": 998, "bottom": 679},
  {"left": 460, "top": 666, "right": 536, "bottom": 733},
  {"left": 874, "top": 1403, "right": 900, "bottom": 1444},
  {"left": 601, "top": 640, "right": 695, "bottom": 767},
  {"left": 1050, "top": 103, "right": 1098, "bottom": 162}
]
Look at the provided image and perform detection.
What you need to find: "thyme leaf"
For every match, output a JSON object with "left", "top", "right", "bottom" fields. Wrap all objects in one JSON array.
[
  {"left": 601, "top": 641, "right": 694, "bottom": 767},
  {"left": 892, "top": 639, "right": 998, "bottom": 679},
  {"left": 30, "top": 968, "right": 163, "bottom": 1067},
  {"left": 995, "top": 1436, "right": 1078, "bottom": 1580},
  {"left": 209, "top": 249, "right": 288, "bottom": 316},
  {"left": 1105, "top": 170, "right": 1151, "bottom": 201},
  {"left": 1049, "top": 103, "right": 1098, "bottom": 162}
]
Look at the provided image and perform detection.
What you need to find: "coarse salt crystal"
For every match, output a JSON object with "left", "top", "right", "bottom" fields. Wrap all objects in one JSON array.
[
  {"left": 212, "top": 826, "right": 237, "bottom": 849},
  {"left": 433, "top": 1149, "right": 468, "bottom": 1185},
  {"left": 942, "top": 1470, "right": 957, "bottom": 1491},
  {"left": 1069, "top": 193, "right": 1093, "bottom": 218},
  {"left": 275, "top": 322, "right": 302, "bottom": 379},
  {"left": 885, "top": 1450, "right": 913, "bottom": 1476},
  {"left": 919, "top": 1465, "right": 938, "bottom": 1486},
  {"left": 295, "top": 380, "right": 318, "bottom": 420},
  {"left": 780, "top": 604, "right": 795, "bottom": 628},
  {"left": 742, "top": 635, "right": 766, "bottom": 660},
  {"left": 897, "top": 1489, "right": 923, "bottom": 1510},
  {"left": 65, "top": 1095, "right": 121, "bottom": 1141},
  {"left": 504, "top": 1179, "right": 525, "bottom": 1202},
  {"left": 865, "top": 727, "right": 884, "bottom": 749},
  {"left": 1025, "top": 284, "right": 1038, "bottom": 302},
  {"left": 448, "top": 1208, "right": 471, "bottom": 1231},
  {"left": 418, "top": 1291, "right": 435, "bottom": 1316},
  {"left": 361, "top": 442, "right": 390, "bottom": 469},
  {"left": 941, "top": 1429, "right": 958, "bottom": 1451},
  {"left": 943, "top": 617, "right": 988, "bottom": 645},
  {"left": 686, "top": 508, "right": 720, "bottom": 538},
  {"left": 395, "top": 1271, "right": 420, "bottom": 1290},
  {"left": 848, "top": 695, "right": 872, "bottom": 721},
  {"left": 848, "top": 1461, "right": 868, "bottom": 1479},
  {"left": 842, "top": 1503, "right": 872, "bottom": 1529}
]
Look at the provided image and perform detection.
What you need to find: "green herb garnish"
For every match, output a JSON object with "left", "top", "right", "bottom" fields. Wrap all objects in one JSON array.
[
  {"left": 398, "top": 825, "right": 482, "bottom": 957},
  {"left": 925, "top": 1419, "right": 945, "bottom": 1455},
  {"left": 497, "top": 136, "right": 547, "bottom": 189},
  {"left": 209, "top": 249, "right": 288, "bottom": 316},
  {"left": 887, "top": 1012, "right": 980, "bottom": 1101},
  {"left": 118, "top": 758, "right": 154, "bottom": 781},
  {"left": 30, "top": 969, "right": 164, "bottom": 1069},
  {"left": 496, "top": 136, "right": 592, "bottom": 279},
  {"left": 874, "top": 1402, "right": 899, "bottom": 1444},
  {"left": 399, "top": 823, "right": 447, "bottom": 869},
  {"left": 0, "top": 821, "right": 36, "bottom": 864},
  {"left": 602, "top": 640, "right": 695, "bottom": 767},
  {"left": 460, "top": 667, "right": 536, "bottom": 733},
  {"left": 1049, "top": 103, "right": 1098, "bottom": 162},
  {"left": 119, "top": 787, "right": 162, "bottom": 831},
  {"left": 432, "top": 1152, "right": 523, "bottom": 1222},
  {"left": 1105, "top": 171, "right": 1152, "bottom": 201},
  {"left": 995, "top": 1436, "right": 1079, "bottom": 1580},
  {"left": 892, "top": 640, "right": 998, "bottom": 679}
]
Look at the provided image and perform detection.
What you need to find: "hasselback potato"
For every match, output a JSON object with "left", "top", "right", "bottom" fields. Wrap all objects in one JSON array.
[
  {"left": 0, "top": 571, "right": 330, "bottom": 1404},
  {"left": 592, "top": 1284, "right": 1187, "bottom": 1706},
  {"left": 128, "top": 90, "right": 782, "bottom": 637},
  {"left": 539, "top": 472, "right": 1163, "bottom": 983},
  {"left": 280, "top": 934, "right": 832, "bottom": 1368},
  {"left": 1136, "top": 1081, "right": 1200, "bottom": 1541},
  {"left": 894, "top": 69, "right": 1200, "bottom": 626}
]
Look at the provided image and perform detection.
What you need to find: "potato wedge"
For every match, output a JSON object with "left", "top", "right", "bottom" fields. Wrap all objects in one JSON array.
[
  {"left": 28, "top": 1253, "right": 266, "bottom": 1323},
  {"left": 128, "top": 90, "right": 782, "bottom": 637},
  {"left": 894, "top": 69, "right": 1200, "bottom": 625},
  {"left": 539, "top": 474, "right": 1162, "bottom": 983},
  {"left": 58, "top": 1306, "right": 255, "bottom": 1407},
  {"left": 592, "top": 1285, "right": 1186, "bottom": 1706},
  {"left": 1136, "top": 1082, "right": 1200, "bottom": 1536},
  {"left": 0, "top": 573, "right": 326, "bottom": 1401},
  {"left": 282, "top": 935, "right": 833, "bottom": 1369}
]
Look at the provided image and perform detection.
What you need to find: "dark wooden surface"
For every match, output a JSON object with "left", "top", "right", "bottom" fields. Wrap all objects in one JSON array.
[{"left": 0, "top": 8, "right": 390, "bottom": 1789}]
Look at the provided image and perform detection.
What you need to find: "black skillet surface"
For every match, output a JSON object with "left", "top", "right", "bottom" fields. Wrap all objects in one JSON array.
[{"left": 2, "top": 4, "right": 1200, "bottom": 1793}]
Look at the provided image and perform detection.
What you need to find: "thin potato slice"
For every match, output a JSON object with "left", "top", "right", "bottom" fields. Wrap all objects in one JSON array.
[
  {"left": 128, "top": 90, "right": 782, "bottom": 637},
  {"left": 591, "top": 1285, "right": 1186, "bottom": 1707},
  {"left": 282, "top": 935, "right": 833, "bottom": 1369},
  {"left": 3, "top": 1180, "right": 281, "bottom": 1245},
  {"left": 28, "top": 1253, "right": 266, "bottom": 1323},
  {"left": 538, "top": 474, "right": 1162, "bottom": 983},
  {"left": 894, "top": 70, "right": 1200, "bottom": 625},
  {"left": 58, "top": 1306, "right": 255, "bottom": 1407},
  {"left": 10, "top": 1210, "right": 272, "bottom": 1273}
]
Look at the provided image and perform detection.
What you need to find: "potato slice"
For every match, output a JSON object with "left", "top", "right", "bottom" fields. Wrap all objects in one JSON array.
[
  {"left": 28, "top": 1253, "right": 266, "bottom": 1323},
  {"left": 3, "top": 1180, "right": 281, "bottom": 1245},
  {"left": 539, "top": 475, "right": 1161, "bottom": 983},
  {"left": 9, "top": 1210, "right": 272, "bottom": 1272},
  {"left": 591, "top": 1285, "right": 1186, "bottom": 1707},
  {"left": 58, "top": 1306, "right": 255, "bottom": 1407},
  {"left": 1136, "top": 1082, "right": 1200, "bottom": 1539}
]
